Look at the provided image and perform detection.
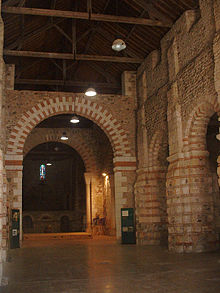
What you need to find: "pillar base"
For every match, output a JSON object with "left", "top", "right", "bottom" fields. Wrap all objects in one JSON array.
[{"left": 168, "top": 232, "right": 219, "bottom": 253}]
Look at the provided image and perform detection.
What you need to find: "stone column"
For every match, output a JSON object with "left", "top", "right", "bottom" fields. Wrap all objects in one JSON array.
[
  {"left": 109, "top": 174, "right": 116, "bottom": 235},
  {"left": 5, "top": 155, "right": 23, "bottom": 243},
  {"left": 114, "top": 156, "right": 136, "bottom": 240},
  {"left": 121, "top": 71, "right": 137, "bottom": 98},
  {"left": 0, "top": 151, "right": 3, "bottom": 285},
  {"left": 167, "top": 83, "right": 218, "bottom": 252},
  {"left": 84, "top": 173, "right": 92, "bottom": 233},
  {"left": 5, "top": 64, "right": 15, "bottom": 90},
  {"left": 0, "top": 0, "right": 5, "bottom": 285},
  {"left": 217, "top": 116, "right": 220, "bottom": 187},
  {"left": 213, "top": 2, "right": 220, "bottom": 188}
]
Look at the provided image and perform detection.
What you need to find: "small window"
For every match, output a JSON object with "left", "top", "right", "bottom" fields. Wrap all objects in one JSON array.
[{"left": 40, "top": 164, "right": 46, "bottom": 181}]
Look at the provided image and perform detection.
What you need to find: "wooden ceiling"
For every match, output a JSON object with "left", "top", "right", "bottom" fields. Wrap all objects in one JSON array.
[{"left": 2, "top": 0, "right": 199, "bottom": 94}]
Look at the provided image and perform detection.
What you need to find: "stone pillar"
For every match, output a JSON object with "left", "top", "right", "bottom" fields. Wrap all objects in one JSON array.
[
  {"left": 5, "top": 64, "right": 15, "bottom": 90},
  {"left": 5, "top": 155, "right": 23, "bottom": 243},
  {"left": 109, "top": 174, "right": 116, "bottom": 235},
  {"left": 0, "top": 0, "right": 5, "bottom": 285},
  {"left": 167, "top": 83, "right": 218, "bottom": 252},
  {"left": 121, "top": 71, "right": 137, "bottom": 99},
  {"left": 84, "top": 173, "right": 92, "bottom": 233},
  {"left": 113, "top": 156, "right": 136, "bottom": 240},
  {"left": 0, "top": 151, "right": 3, "bottom": 285},
  {"left": 213, "top": 2, "right": 220, "bottom": 188},
  {"left": 217, "top": 116, "right": 220, "bottom": 187}
]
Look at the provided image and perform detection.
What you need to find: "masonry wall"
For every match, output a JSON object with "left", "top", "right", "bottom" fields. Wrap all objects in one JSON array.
[
  {"left": 136, "top": 0, "right": 220, "bottom": 252},
  {"left": 5, "top": 87, "right": 137, "bottom": 240},
  {"left": 19, "top": 124, "right": 115, "bottom": 236},
  {"left": 0, "top": 1, "right": 11, "bottom": 283}
]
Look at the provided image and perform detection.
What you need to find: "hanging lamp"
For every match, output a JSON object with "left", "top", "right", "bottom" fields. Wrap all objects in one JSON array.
[
  {"left": 60, "top": 132, "right": 68, "bottom": 140},
  {"left": 112, "top": 38, "right": 126, "bottom": 52},
  {"left": 70, "top": 115, "right": 80, "bottom": 123},
  {"left": 85, "top": 87, "right": 97, "bottom": 96}
]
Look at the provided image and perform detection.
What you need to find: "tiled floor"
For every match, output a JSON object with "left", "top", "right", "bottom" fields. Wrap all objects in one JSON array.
[{"left": 1, "top": 237, "right": 220, "bottom": 293}]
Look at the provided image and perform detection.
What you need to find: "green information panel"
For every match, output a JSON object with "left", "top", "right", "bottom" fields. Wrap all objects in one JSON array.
[
  {"left": 121, "top": 208, "right": 136, "bottom": 244},
  {"left": 10, "top": 209, "right": 20, "bottom": 249}
]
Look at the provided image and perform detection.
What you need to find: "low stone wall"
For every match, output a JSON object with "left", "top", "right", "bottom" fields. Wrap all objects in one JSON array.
[{"left": 22, "top": 211, "right": 85, "bottom": 233}]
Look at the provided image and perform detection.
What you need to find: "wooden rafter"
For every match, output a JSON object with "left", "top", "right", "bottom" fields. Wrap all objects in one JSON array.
[
  {"left": 15, "top": 79, "right": 120, "bottom": 89},
  {"left": 4, "top": 49, "right": 143, "bottom": 63},
  {"left": 54, "top": 24, "right": 72, "bottom": 44},
  {"left": 2, "top": 0, "right": 20, "bottom": 6},
  {"left": 131, "top": 0, "right": 173, "bottom": 23},
  {"left": 2, "top": 6, "right": 172, "bottom": 27},
  {"left": 15, "top": 59, "right": 42, "bottom": 78},
  {"left": 6, "top": 18, "right": 65, "bottom": 50},
  {"left": 87, "top": 63, "right": 117, "bottom": 83}
]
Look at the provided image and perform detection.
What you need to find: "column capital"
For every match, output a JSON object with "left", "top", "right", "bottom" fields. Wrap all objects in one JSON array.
[{"left": 84, "top": 172, "right": 93, "bottom": 185}]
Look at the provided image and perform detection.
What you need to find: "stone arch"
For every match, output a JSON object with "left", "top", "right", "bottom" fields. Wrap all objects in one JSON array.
[
  {"left": 184, "top": 101, "right": 220, "bottom": 152},
  {"left": 7, "top": 96, "right": 132, "bottom": 157},
  {"left": 23, "top": 129, "right": 99, "bottom": 173},
  {"left": 6, "top": 96, "right": 136, "bottom": 241},
  {"left": 136, "top": 129, "right": 168, "bottom": 245},
  {"left": 173, "top": 100, "right": 220, "bottom": 252},
  {"left": 148, "top": 130, "right": 168, "bottom": 167}
]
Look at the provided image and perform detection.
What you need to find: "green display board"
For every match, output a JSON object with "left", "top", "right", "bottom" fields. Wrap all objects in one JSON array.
[
  {"left": 121, "top": 208, "right": 136, "bottom": 244},
  {"left": 10, "top": 209, "right": 20, "bottom": 249}
]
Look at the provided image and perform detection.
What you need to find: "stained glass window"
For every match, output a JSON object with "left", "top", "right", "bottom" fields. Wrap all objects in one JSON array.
[{"left": 40, "top": 164, "right": 46, "bottom": 180}]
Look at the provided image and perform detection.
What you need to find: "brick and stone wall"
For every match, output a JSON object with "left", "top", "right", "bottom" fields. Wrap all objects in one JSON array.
[
  {"left": 0, "top": 2, "right": 10, "bottom": 284},
  {"left": 136, "top": 0, "right": 220, "bottom": 252},
  {"left": 23, "top": 127, "right": 116, "bottom": 235},
  {"left": 5, "top": 86, "right": 137, "bottom": 240},
  {"left": 22, "top": 211, "right": 85, "bottom": 233},
  {"left": 1, "top": 0, "right": 220, "bottom": 265}
]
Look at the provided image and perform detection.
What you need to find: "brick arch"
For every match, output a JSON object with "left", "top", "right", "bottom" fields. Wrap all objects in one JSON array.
[
  {"left": 148, "top": 130, "right": 168, "bottom": 167},
  {"left": 7, "top": 96, "right": 131, "bottom": 157},
  {"left": 23, "top": 129, "right": 99, "bottom": 173},
  {"left": 184, "top": 101, "right": 220, "bottom": 152}
]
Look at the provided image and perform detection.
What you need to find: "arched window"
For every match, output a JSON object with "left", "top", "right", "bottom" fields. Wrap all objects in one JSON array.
[
  {"left": 40, "top": 164, "right": 46, "bottom": 181},
  {"left": 23, "top": 215, "right": 33, "bottom": 233}
]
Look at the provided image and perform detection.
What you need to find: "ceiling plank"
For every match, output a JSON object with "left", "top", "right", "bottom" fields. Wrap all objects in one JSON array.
[
  {"left": 2, "top": 0, "right": 20, "bottom": 7},
  {"left": 87, "top": 63, "right": 117, "bottom": 83},
  {"left": 4, "top": 49, "right": 143, "bottom": 63},
  {"left": 2, "top": 6, "right": 172, "bottom": 27},
  {"left": 6, "top": 18, "right": 65, "bottom": 50},
  {"left": 54, "top": 24, "right": 72, "bottom": 44},
  {"left": 18, "top": 0, "right": 25, "bottom": 7},
  {"left": 15, "top": 79, "right": 120, "bottom": 89},
  {"left": 131, "top": 0, "right": 173, "bottom": 23},
  {"left": 15, "top": 59, "right": 42, "bottom": 78},
  {"left": 50, "top": 59, "right": 62, "bottom": 72}
]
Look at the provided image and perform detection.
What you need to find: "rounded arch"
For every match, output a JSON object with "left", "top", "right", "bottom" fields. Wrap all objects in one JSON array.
[
  {"left": 23, "top": 129, "right": 98, "bottom": 172},
  {"left": 7, "top": 96, "right": 132, "bottom": 158},
  {"left": 184, "top": 101, "right": 220, "bottom": 152},
  {"left": 148, "top": 129, "right": 168, "bottom": 168}
]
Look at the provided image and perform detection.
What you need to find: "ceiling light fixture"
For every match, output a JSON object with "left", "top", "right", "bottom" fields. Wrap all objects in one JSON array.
[
  {"left": 85, "top": 87, "right": 97, "bottom": 97},
  {"left": 112, "top": 38, "right": 126, "bottom": 52},
  {"left": 70, "top": 115, "right": 80, "bottom": 124},
  {"left": 46, "top": 162, "right": 52, "bottom": 166},
  {"left": 60, "top": 132, "right": 68, "bottom": 140}
]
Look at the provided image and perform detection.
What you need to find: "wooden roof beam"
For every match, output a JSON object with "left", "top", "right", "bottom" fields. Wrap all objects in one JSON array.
[
  {"left": 131, "top": 0, "right": 173, "bottom": 23},
  {"left": 2, "top": 6, "right": 172, "bottom": 27},
  {"left": 15, "top": 79, "right": 120, "bottom": 89},
  {"left": 2, "top": 0, "right": 20, "bottom": 7},
  {"left": 6, "top": 18, "right": 65, "bottom": 50},
  {"left": 4, "top": 49, "right": 143, "bottom": 63}
]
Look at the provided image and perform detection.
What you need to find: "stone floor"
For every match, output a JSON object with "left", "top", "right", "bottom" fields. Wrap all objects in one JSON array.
[{"left": 1, "top": 237, "right": 220, "bottom": 293}]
